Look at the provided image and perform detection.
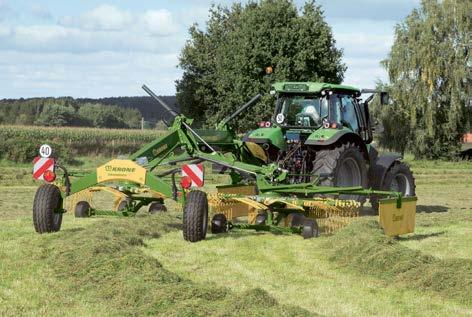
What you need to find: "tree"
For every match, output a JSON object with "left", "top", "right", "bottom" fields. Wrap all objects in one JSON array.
[
  {"left": 78, "top": 103, "right": 127, "bottom": 129},
  {"left": 34, "top": 103, "right": 77, "bottom": 127},
  {"left": 382, "top": 0, "right": 471, "bottom": 159},
  {"left": 176, "top": 0, "right": 345, "bottom": 130}
]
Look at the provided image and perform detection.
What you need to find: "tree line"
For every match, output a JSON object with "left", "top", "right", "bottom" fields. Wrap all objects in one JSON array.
[
  {"left": 0, "top": 96, "right": 180, "bottom": 129},
  {"left": 0, "top": 98, "right": 141, "bottom": 129}
]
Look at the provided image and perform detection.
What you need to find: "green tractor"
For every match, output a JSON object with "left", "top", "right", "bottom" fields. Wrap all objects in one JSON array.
[{"left": 242, "top": 82, "right": 416, "bottom": 211}]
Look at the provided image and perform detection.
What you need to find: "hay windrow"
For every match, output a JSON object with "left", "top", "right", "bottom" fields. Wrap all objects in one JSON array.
[
  {"left": 41, "top": 214, "right": 312, "bottom": 316},
  {"left": 324, "top": 219, "right": 472, "bottom": 305}
]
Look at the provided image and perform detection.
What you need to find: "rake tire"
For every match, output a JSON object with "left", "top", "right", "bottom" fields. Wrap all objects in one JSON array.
[
  {"left": 33, "top": 184, "right": 63, "bottom": 233},
  {"left": 75, "top": 201, "right": 91, "bottom": 218},
  {"left": 149, "top": 202, "right": 167, "bottom": 214},
  {"left": 302, "top": 218, "right": 319, "bottom": 239},
  {"left": 183, "top": 190, "right": 208, "bottom": 242},
  {"left": 287, "top": 213, "right": 306, "bottom": 227},
  {"left": 211, "top": 213, "right": 228, "bottom": 234},
  {"left": 117, "top": 200, "right": 128, "bottom": 212}
]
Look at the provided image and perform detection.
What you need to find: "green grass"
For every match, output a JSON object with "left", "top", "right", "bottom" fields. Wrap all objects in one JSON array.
[{"left": 0, "top": 159, "right": 471, "bottom": 316}]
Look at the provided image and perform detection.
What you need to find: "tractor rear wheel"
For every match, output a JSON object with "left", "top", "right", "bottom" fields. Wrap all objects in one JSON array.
[
  {"left": 75, "top": 201, "right": 91, "bottom": 218},
  {"left": 312, "top": 142, "right": 367, "bottom": 201},
  {"left": 33, "top": 184, "right": 63, "bottom": 233},
  {"left": 371, "top": 162, "right": 416, "bottom": 213},
  {"left": 183, "top": 190, "right": 208, "bottom": 242}
]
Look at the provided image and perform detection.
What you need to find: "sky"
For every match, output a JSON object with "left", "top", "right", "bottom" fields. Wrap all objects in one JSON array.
[{"left": 0, "top": 0, "right": 420, "bottom": 98}]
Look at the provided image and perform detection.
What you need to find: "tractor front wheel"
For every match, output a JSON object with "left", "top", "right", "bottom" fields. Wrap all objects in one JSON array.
[
  {"left": 33, "top": 184, "right": 63, "bottom": 233},
  {"left": 183, "top": 190, "right": 208, "bottom": 242}
]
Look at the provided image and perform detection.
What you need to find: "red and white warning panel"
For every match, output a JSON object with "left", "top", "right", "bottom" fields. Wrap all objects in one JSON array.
[
  {"left": 182, "top": 163, "right": 204, "bottom": 187},
  {"left": 33, "top": 157, "right": 55, "bottom": 181}
]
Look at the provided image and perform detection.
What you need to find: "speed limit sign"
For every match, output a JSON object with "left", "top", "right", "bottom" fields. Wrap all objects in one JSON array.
[{"left": 39, "top": 144, "right": 52, "bottom": 158}]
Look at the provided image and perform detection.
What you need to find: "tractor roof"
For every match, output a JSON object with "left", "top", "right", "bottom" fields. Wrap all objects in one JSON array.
[{"left": 271, "top": 82, "right": 360, "bottom": 94}]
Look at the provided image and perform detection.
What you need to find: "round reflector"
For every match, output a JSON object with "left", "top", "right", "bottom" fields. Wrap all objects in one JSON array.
[
  {"left": 43, "top": 170, "right": 56, "bottom": 182},
  {"left": 180, "top": 176, "right": 192, "bottom": 189}
]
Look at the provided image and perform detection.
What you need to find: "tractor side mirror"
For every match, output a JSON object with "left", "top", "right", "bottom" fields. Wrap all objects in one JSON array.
[{"left": 380, "top": 92, "right": 389, "bottom": 105}]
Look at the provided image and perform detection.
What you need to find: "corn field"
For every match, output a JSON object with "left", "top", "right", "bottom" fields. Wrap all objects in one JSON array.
[{"left": 0, "top": 125, "right": 167, "bottom": 162}]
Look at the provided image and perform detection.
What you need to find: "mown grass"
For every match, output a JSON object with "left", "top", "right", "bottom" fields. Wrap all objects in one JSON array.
[
  {"left": 1, "top": 214, "right": 310, "bottom": 316},
  {"left": 0, "top": 158, "right": 471, "bottom": 316}
]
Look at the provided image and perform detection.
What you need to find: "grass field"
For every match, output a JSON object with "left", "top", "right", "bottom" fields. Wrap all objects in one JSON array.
[{"left": 0, "top": 158, "right": 471, "bottom": 316}]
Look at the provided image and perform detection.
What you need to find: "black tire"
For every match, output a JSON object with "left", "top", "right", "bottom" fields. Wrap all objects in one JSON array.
[
  {"left": 117, "top": 200, "right": 128, "bottom": 212},
  {"left": 287, "top": 213, "right": 306, "bottom": 227},
  {"left": 75, "top": 201, "right": 91, "bottom": 218},
  {"left": 312, "top": 142, "right": 368, "bottom": 201},
  {"left": 211, "top": 213, "right": 228, "bottom": 234},
  {"left": 33, "top": 184, "right": 63, "bottom": 233},
  {"left": 302, "top": 218, "right": 319, "bottom": 239},
  {"left": 371, "top": 161, "right": 416, "bottom": 213},
  {"left": 183, "top": 191, "right": 208, "bottom": 242},
  {"left": 255, "top": 212, "right": 268, "bottom": 225},
  {"left": 149, "top": 202, "right": 167, "bottom": 214}
]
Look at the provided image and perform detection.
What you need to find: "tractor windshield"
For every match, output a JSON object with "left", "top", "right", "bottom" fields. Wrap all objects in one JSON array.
[{"left": 275, "top": 95, "right": 328, "bottom": 127}]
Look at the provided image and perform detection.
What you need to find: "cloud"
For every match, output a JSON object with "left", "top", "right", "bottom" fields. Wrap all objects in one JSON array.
[
  {"left": 143, "top": 10, "right": 179, "bottom": 36},
  {"left": 315, "top": 0, "right": 420, "bottom": 21},
  {"left": 31, "top": 4, "right": 53, "bottom": 20},
  {"left": 0, "top": 24, "right": 11, "bottom": 37},
  {"left": 0, "top": 51, "right": 180, "bottom": 98},
  {"left": 0, "top": 3, "right": 185, "bottom": 54},
  {"left": 0, "top": 24, "right": 185, "bottom": 53},
  {"left": 60, "top": 5, "right": 133, "bottom": 31},
  {"left": 343, "top": 57, "right": 388, "bottom": 89},
  {"left": 0, "top": 0, "right": 15, "bottom": 22},
  {"left": 59, "top": 5, "right": 179, "bottom": 35}
]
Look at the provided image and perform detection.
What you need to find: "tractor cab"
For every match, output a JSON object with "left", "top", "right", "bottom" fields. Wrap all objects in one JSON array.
[
  {"left": 244, "top": 82, "right": 370, "bottom": 156},
  {"left": 272, "top": 82, "right": 373, "bottom": 144}
]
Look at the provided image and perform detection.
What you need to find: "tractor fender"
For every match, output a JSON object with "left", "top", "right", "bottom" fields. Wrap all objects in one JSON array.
[
  {"left": 242, "top": 127, "right": 286, "bottom": 150},
  {"left": 368, "top": 154, "right": 403, "bottom": 189},
  {"left": 306, "top": 130, "right": 369, "bottom": 161}
]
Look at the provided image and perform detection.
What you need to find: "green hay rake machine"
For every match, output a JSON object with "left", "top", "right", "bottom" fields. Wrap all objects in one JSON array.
[{"left": 32, "top": 83, "right": 417, "bottom": 241}]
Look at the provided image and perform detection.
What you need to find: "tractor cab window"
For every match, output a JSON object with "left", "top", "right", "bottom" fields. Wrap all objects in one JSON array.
[
  {"left": 276, "top": 95, "right": 328, "bottom": 127},
  {"left": 334, "top": 94, "right": 359, "bottom": 132}
]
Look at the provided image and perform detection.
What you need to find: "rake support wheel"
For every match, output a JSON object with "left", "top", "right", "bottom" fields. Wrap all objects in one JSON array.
[
  {"left": 302, "top": 218, "right": 319, "bottom": 239},
  {"left": 149, "top": 202, "right": 167, "bottom": 214},
  {"left": 75, "top": 201, "right": 91, "bottom": 218},
  {"left": 183, "top": 190, "right": 208, "bottom": 242},
  {"left": 33, "top": 184, "right": 63, "bottom": 233},
  {"left": 211, "top": 213, "right": 228, "bottom": 234}
]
